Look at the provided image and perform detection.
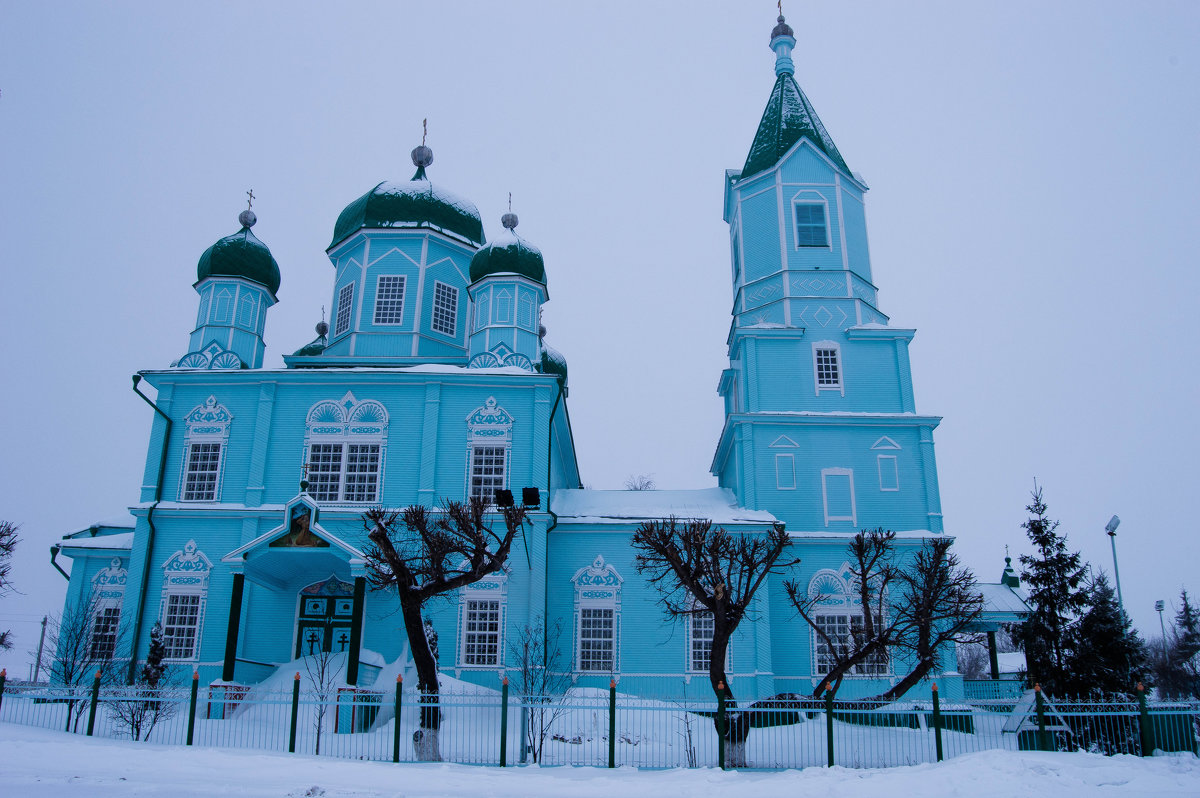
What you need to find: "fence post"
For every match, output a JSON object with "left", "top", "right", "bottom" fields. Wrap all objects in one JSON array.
[
  {"left": 716, "top": 681, "right": 727, "bottom": 771},
  {"left": 1034, "top": 684, "right": 1048, "bottom": 752},
  {"left": 186, "top": 670, "right": 199, "bottom": 745},
  {"left": 0, "top": 668, "right": 6, "bottom": 717},
  {"left": 608, "top": 679, "right": 617, "bottom": 769},
  {"left": 499, "top": 677, "right": 509, "bottom": 767},
  {"left": 825, "top": 685, "right": 835, "bottom": 767},
  {"left": 392, "top": 675, "right": 403, "bottom": 763},
  {"left": 931, "top": 682, "right": 944, "bottom": 762},
  {"left": 288, "top": 672, "right": 300, "bottom": 754},
  {"left": 1137, "top": 682, "right": 1152, "bottom": 757},
  {"left": 85, "top": 670, "right": 101, "bottom": 737}
]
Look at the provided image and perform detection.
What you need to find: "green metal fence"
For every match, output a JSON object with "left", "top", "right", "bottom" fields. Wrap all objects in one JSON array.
[{"left": 0, "top": 672, "right": 1195, "bottom": 769}]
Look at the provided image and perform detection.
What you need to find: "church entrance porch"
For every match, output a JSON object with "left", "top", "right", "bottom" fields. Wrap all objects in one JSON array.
[{"left": 296, "top": 575, "right": 356, "bottom": 658}]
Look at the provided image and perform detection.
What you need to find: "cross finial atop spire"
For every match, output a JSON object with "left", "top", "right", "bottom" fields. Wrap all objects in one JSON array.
[
  {"left": 246, "top": 189, "right": 255, "bottom": 210},
  {"left": 770, "top": 8, "right": 796, "bottom": 75},
  {"left": 422, "top": 118, "right": 427, "bottom": 147},
  {"left": 412, "top": 119, "right": 434, "bottom": 175}
]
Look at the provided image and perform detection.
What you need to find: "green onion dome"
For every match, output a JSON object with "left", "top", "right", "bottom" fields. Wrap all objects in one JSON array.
[
  {"left": 329, "top": 146, "right": 485, "bottom": 249},
  {"left": 540, "top": 342, "right": 568, "bottom": 384},
  {"left": 468, "top": 212, "right": 546, "bottom": 284},
  {"left": 196, "top": 210, "right": 281, "bottom": 296}
]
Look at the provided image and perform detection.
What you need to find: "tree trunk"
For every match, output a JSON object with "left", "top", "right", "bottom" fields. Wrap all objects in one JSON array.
[
  {"left": 708, "top": 632, "right": 750, "bottom": 767},
  {"left": 399, "top": 591, "right": 441, "bottom": 761},
  {"left": 877, "top": 657, "right": 935, "bottom": 702}
]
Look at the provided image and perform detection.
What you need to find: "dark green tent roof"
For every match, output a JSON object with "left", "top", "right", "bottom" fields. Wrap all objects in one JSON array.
[
  {"left": 541, "top": 343, "right": 567, "bottom": 385},
  {"left": 740, "top": 72, "right": 849, "bottom": 181},
  {"left": 330, "top": 173, "right": 485, "bottom": 249},
  {"left": 196, "top": 225, "right": 281, "bottom": 296},
  {"left": 469, "top": 230, "right": 546, "bottom": 284}
]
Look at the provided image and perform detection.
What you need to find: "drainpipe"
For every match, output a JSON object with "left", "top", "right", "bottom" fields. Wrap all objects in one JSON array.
[
  {"left": 128, "top": 373, "right": 172, "bottom": 683},
  {"left": 543, "top": 384, "right": 564, "bottom": 626},
  {"left": 49, "top": 545, "right": 70, "bottom": 580}
]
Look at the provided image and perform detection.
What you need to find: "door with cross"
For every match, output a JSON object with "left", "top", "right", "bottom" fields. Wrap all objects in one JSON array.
[{"left": 295, "top": 576, "right": 355, "bottom": 658}]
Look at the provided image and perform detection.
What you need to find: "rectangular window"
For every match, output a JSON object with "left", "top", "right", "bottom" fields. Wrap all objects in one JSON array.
[
  {"left": 877, "top": 455, "right": 899, "bottom": 492},
  {"left": 432, "top": 281, "right": 458, "bottom": 336},
  {"left": 469, "top": 445, "right": 506, "bottom": 503},
  {"left": 461, "top": 599, "right": 501, "bottom": 666},
  {"left": 822, "top": 468, "right": 856, "bottom": 525},
  {"left": 162, "top": 594, "right": 201, "bottom": 659},
  {"left": 579, "top": 607, "right": 615, "bottom": 671},
  {"left": 373, "top": 275, "right": 406, "bottom": 325},
  {"left": 689, "top": 612, "right": 715, "bottom": 672},
  {"left": 307, "top": 443, "right": 380, "bottom": 503},
  {"left": 795, "top": 203, "right": 828, "bottom": 247},
  {"left": 182, "top": 442, "right": 222, "bottom": 501},
  {"left": 89, "top": 607, "right": 121, "bottom": 660},
  {"left": 775, "top": 453, "right": 796, "bottom": 490},
  {"left": 334, "top": 283, "right": 355, "bottom": 337},
  {"left": 813, "top": 614, "right": 887, "bottom": 676},
  {"left": 815, "top": 348, "right": 841, "bottom": 388}
]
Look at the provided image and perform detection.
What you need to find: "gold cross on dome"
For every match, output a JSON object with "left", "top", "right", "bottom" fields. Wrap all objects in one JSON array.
[{"left": 246, "top": 189, "right": 255, "bottom": 210}]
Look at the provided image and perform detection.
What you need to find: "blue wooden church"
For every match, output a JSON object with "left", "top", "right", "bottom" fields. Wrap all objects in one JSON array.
[{"left": 53, "top": 15, "right": 1024, "bottom": 703}]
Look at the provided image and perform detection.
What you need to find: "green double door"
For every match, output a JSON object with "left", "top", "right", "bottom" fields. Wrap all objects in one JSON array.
[{"left": 295, "top": 578, "right": 355, "bottom": 658}]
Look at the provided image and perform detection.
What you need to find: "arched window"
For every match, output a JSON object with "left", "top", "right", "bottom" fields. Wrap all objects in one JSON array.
[
  {"left": 806, "top": 565, "right": 888, "bottom": 677},
  {"left": 159, "top": 541, "right": 211, "bottom": 661},
  {"left": 89, "top": 558, "right": 127, "bottom": 660},
  {"left": 180, "top": 396, "right": 233, "bottom": 502},
  {"left": 465, "top": 397, "right": 513, "bottom": 503},
  {"left": 571, "top": 555, "right": 622, "bottom": 673},
  {"left": 303, "top": 392, "right": 388, "bottom": 503}
]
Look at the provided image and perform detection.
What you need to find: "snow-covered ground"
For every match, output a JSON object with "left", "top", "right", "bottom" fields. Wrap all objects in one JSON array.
[{"left": 3, "top": 722, "right": 1198, "bottom": 797}]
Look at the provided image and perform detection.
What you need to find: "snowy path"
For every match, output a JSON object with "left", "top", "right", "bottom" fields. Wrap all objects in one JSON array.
[{"left": 2, "top": 722, "right": 1198, "bottom": 797}]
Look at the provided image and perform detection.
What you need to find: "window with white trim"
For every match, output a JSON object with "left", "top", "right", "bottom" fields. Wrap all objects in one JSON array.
[
  {"left": 461, "top": 599, "right": 501, "bottom": 666},
  {"left": 687, "top": 611, "right": 716, "bottom": 673},
  {"left": 89, "top": 606, "right": 120, "bottom": 660},
  {"left": 303, "top": 393, "right": 388, "bottom": 504},
  {"left": 775, "top": 453, "right": 796, "bottom": 490},
  {"left": 572, "top": 555, "right": 622, "bottom": 673},
  {"left": 877, "top": 455, "right": 899, "bottom": 491},
  {"left": 794, "top": 202, "right": 829, "bottom": 247},
  {"left": 812, "top": 341, "right": 843, "bottom": 394},
  {"left": 807, "top": 566, "right": 888, "bottom": 677},
  {"left": 465, "top": 397, "right": 513, "bottom": 503},
  {"left": 373, "top": 275, "right": 406, "bottom": 324},
  {"left": 821, "top": 467, "right": 856, "bottom": 526},
  {"left": 162, "top": 594, "right": 202, "bottom": 659},
  {"left": 334, "top": 282, "right": 355, "bottom": 337},
  {"left": 432, "top": 281, "right": 458, "bottom": 336},
  {"left": 159, "top": 541, "right": 211, "bottom": 662},
  {"left": 179, "top": 396, "right": 232, "bottom": 502}
]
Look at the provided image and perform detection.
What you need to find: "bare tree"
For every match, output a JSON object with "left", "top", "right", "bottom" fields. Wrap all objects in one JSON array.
[
  {"left": 877, "top": 538, "right": 984, "bottom": 701},
  {"left": 0, "top": 521, "right": 18, "bottom": 651},
  {"left": 363, "top": 498, "right": 528, "bottom": 761},
  {"left": 508, "top": 615, "right": 572, "bottom": 763},
  {"left": 624, "top": 474, "right": 656, "bottom": 491},
  {"left": 784, "top": 528, "right": 900, "bottom": 698},
  {"left": 46, "top": 591, "right": 126, "bottom": 731},
  {"left": 304, "top": 649, "right": 342, "bottom": 755},
  {"left": 632, "top": 517, "right": 795, "bottom": 767}
]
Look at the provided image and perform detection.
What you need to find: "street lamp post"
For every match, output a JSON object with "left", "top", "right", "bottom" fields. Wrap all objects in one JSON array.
[
  {"left": 1106, "top": 515, "right": 1124, "bottom": 613},
  {"left": 1156, "top": 600, "right": 1169, "bottom": 661}
]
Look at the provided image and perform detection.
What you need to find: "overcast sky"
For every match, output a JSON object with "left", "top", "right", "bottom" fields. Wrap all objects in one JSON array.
[{"left": 2, "top": 1, "right": 1198, "bottom": 676}]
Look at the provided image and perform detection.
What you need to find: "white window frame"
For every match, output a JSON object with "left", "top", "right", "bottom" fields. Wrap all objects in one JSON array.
[
  {"left": 572, "top": 555, "right": 623, "bottom": 674},
  {"left": 468, "top": 444, "right": 508, "bottom": 504},
  {"left": 465, "top": 397, "right": 513, "bottom": 503},
  {"left": 159, "top": 541, "right": 211, "bottom": 662},
  {"left": 303, "top": 392, "right": 388, "bottom": 504},
  {"left": 179, "top": 396, "right": 233, "bottom": 502},
  {"left": 821, "top": 467, "right": 857, "bottom": 526},
  {"left": 685, "top": 608, "right": 731, "bottom": 674},
  {"left": 431, "top": 280, "right": 458, "bottom": 336},
  {"left": 373, "top": 275, "right": 406, "bottom": 325},
  {"left": 334, "top": 282, "right": 355, "bottom": 337},
  {"left": 807, "top": 566, "right": 889, "bottom": 678},
  {"left": 775, "top": 453, "right": 797, "bottom": 490},
  {"left": 812, "top": 340, "right": 844, "bottom": 396},
  {"left": 457, "top": 573, "right": 507, "bottom": 668},
  {"left": 88, "top": 558, "right": 127, "bottom": 661},
  {"left": 877, "top": 455, "right": 899, "bottom": 492},
  {"left": 793, "top": 198, "right": 830, "bottom": 249}
]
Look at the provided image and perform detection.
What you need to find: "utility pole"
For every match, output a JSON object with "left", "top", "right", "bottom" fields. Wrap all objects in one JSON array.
[{"left": 31, "top": 614, "right": 47, "bottom": 682}]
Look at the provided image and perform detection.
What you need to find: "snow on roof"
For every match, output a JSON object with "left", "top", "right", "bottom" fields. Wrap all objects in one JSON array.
[
  {"left": 551, "top": 488, "right": 777, "bottom": 525},
  {"left": 979, "top": 582, "right": 1031, "bottom": 615},
  {"left": 58, "top": 532, "right": 134, "bottom": 551}
]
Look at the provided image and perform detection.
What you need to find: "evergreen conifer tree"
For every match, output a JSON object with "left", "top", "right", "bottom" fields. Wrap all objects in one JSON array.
[
  {"left": 1014, "top": 485, "right": 1088, "bottom": 696},
  {"left": 140, "top": 621, "right": 168, "bottom": 688},
  {"left": 1064, "top": 573, "right": 1148, "bottom": 697},
  {"left": 1172, "top": 589, "right": 1200, "bottom": 697}
]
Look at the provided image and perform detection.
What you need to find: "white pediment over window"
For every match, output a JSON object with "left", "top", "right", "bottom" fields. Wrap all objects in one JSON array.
[
  {"left": 770, "top": 435, "right": 799, "bottom": 449},
  {"left": 870, "top": 437, "right": 901, "bottom": 450}
]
